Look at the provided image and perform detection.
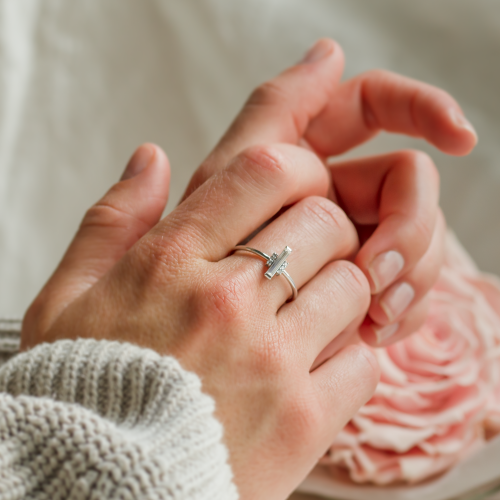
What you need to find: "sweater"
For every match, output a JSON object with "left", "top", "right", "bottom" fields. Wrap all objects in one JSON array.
[{"left": 0, "top": 321, "right": 238, "bottom": 499}]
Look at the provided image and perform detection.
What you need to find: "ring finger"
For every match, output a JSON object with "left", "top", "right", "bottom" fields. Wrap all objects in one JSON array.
[{"left": 225, "top": 195, "right": 359, "bottom": 310}]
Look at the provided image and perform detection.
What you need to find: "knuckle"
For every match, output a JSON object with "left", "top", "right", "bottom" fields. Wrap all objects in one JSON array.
[
  {"left": 328, "top": 261, "right": 371, "bottom": 309},
  {"left": 279, "top": 393, "right": 324, "bottom": 446},
  {"left": 247, "top": 80, "right": 289, "bottom": 108},
  {"left": 234, "top": 145, "right": 294, "bottom": 190},
  {"left": 199, "top": 272, "right": 252, "bottom": 325},
  {"left": 239, "top": 144, "right": 290, "bottom": 177},
  {"left": 340, "top": 260, "right": 370, "bottom": 292},
  {"left": 397, "top": 149, "right": 439, "bottom": 184},
  {"left": 251, "top": 324, "right": 289, "bottom": 375},
  {"left": 301, "top": 196, "right": 350, "bottom": 232},
  {"left": 248, "top": 322, "right": 295, "bottom": 378},
  {"left": 81, "top": 202, "right": 132, "bottom": 232},
  {"left": 132, "top": 231, "right": 192, "bottom": 283},
  {"left": 245, "top": 80, "right": 303, "bottom": 139},
  {"left": 251, "top": 339, "right": 289, "bottom": 377}
]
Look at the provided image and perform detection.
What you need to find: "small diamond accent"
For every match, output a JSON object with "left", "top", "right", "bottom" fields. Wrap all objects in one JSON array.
[
  {"left": 266, "top": 253, "right": 278, "bottom": 267},
  {"left": 276, "top": 261, "right": 288, "bottom": 275},
  {"left": 264, "top": 246, "right": 292, "bottom": 280}
]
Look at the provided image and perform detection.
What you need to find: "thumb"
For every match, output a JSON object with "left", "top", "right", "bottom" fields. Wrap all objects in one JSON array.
[{"left": 24, "top": 143, "right": 170, "bottom": 338}]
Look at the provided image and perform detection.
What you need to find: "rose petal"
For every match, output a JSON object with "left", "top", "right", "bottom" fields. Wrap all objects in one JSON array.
[{"left": 324, "top": 231, "right": 500, "bottom": 485}]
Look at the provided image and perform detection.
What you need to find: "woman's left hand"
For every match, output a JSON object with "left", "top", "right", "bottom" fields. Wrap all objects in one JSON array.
[{"left": 25, "top": 39, "right": 477, "bottom": 352}]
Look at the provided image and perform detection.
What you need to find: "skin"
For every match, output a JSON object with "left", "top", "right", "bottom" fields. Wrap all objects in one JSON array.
[
  {"left": 21, "top": 39, "right": 476, "bottom": 498},
  {"left": 185, "top": 38, "right": 476, "bottom": 346}
]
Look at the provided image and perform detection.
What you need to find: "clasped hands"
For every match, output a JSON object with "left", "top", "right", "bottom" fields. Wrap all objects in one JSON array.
[{"left": 21, "top": 39, "right": 476, "bottom": 499}]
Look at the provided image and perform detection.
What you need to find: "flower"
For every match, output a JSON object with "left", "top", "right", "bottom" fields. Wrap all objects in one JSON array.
[{"left": 321, "top": 232, "right": 500, "bottom": 485}]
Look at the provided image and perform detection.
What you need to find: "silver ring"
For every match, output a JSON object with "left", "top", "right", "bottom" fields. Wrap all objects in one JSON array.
[{"left": 232, "top": 245, "right": 298, "bottom": 301}]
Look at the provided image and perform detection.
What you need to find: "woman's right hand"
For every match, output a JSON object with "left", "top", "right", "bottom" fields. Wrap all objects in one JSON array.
[
  {"left": 187, "top": 38, "right": 475, "bottom": 349},
  {"left": 22, "top": 141, "right": 379, "bottom": 499}
]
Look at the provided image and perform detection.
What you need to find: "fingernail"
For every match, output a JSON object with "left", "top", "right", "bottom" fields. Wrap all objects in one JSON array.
[
  {"left": 368, "top": 251, "right": 404, "bottom": 294},
  {"left": 380, "top": 282, "right": 415, "bottom": 322},
  {"left": 121, "top": 144, "right": 155, "bottom": 181},
  {"left": 449, "top": 108, "right": 478, "bottom": 140},
  {"left": 374, "top": 323, "right": 399, "bottom": 344},
  {"left": 300, "top": 39, "right": 333, "bottom": 64}
]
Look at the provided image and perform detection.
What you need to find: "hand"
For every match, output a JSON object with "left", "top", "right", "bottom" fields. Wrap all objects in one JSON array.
[
  {"left": 184, "top": 38, "right": 476, "bottom": 347},
  {"left": 21, "top": 38, "right": 476, "bottom": 497},
  {"left": 22, "top": 142, "right": 379, "bottom": 499}
]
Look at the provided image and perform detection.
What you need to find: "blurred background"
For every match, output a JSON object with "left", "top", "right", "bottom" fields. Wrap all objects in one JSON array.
[
  {"left": 0, "top": 0, "right": 498, "bottom": 328},
  {"left": 0, "top": 1, "right": 499, "bottom": 498}
]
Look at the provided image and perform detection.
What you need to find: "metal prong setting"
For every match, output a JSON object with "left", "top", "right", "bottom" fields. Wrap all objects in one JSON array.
[
  {"left": 232, "top": 245, "right": 297, "bottom": 301},
  {"left": 265, "top": 246, "right": 292, "bottom": 280}
]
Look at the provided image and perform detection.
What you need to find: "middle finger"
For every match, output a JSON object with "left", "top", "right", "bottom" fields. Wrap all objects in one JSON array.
[{"left": 148, "top": 144, "right": 329, "bottom": 262}]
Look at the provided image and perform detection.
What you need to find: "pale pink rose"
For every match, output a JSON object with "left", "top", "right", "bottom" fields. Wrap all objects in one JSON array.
[{"left": 321, "top": 232, "right": 500, "bottom": 485}]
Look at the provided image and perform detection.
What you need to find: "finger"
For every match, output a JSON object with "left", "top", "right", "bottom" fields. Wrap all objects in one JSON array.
[
  {"left": 228, "top": 196, "right": 359, "bottom": 307},
  {"left": 329, "top": 150, "right": 440, "bottom": 294},
  {"left": 183, "top": 38, "right": 344, "bottom": 198},
  {"left": 26, "top": 144, "right": 170, "bottom": 330},
  {"left": 306, "top": 69, "right": 477, "bottom": 157},
  {"left": 150, "top": 144, "right": 330, "bottom": 261},
  {"left": 360, "top": 296, "right": 430, "bottom": 347},
  {"left": 368, "top": 209, "right": 446, "bottom": 325},
  {"left": 311, "top": 344, "right": 379, "bottom": 445},
  {"left": 279, "top": 261, "right": 370, "bottom": 364}
]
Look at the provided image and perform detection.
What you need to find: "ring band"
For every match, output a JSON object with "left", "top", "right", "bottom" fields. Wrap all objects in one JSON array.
[{"left": 232, "top": 245, "right": 298, "bottom": 301}]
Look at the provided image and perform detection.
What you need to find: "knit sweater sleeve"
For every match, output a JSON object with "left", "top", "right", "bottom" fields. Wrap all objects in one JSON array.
[{"left": 0, "top": 325, "right": 238, "bottom": 500}]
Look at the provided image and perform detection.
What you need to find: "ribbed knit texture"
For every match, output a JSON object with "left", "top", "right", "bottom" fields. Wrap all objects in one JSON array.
[
  {"left": 0, "top": 327, "right": 238, "bottom": 500},
  {"left": 0, "top": 320, "right": 21, "bottom": 366}
]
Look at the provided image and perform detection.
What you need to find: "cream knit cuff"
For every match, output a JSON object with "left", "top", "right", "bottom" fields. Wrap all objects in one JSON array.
[{"left": 0, "top": 335, "right": 238, "bottom": 499}]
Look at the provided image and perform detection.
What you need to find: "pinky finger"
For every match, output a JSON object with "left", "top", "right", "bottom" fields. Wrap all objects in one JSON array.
[{"left": 311, "top": 344, "right": 380, "bottom": 444}]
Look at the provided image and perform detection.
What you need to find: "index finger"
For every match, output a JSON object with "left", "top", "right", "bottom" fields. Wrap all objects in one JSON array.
[
  {"left": 185, "top": 40, "right": 476, "bottom": 198},
  {"left": 306, "top": 69, "right": 477, "bottom": 157},
  {"left": 184, "top": 38, "right": 344, "bottom": 198}
]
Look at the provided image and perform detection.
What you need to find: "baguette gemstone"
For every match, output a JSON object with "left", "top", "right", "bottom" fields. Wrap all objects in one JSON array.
[{"left": 265, "top": 246, "right": 291, "bottom": 279}]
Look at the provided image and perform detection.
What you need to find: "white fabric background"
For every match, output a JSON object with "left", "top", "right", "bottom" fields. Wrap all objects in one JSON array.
[
  {"left": 0, "top": 1, "right": 499, "bottom": 499},
  {"left": 1, "top": 0, "right": 499, "bottom": 320}
]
